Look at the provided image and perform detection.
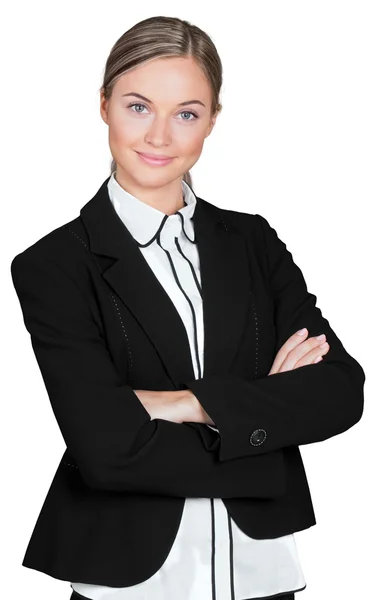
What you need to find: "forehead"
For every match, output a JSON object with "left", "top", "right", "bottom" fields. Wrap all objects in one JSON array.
[{"left": 113, "top": 56, "right": 211, "bottom": 104}]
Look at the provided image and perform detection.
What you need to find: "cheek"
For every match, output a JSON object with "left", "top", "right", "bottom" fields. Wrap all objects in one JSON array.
[
  {"left": 177, "top": 129, "right": 206, "bottom": 156},
  {"left": 108, "top": 111, "right": 142, "bottom": 147}
]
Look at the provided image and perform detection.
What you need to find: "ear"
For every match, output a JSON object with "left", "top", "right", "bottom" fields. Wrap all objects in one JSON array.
[
  {"left": 99, "top": 89, "right": 109, "bottom": 125},
  {"left": 205, "top": 113, "right": 218, "bottom": 138}
]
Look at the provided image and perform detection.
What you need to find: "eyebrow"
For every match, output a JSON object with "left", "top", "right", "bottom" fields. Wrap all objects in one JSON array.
[{"left": 121, "top": 92, "right": 206, "bottom": 108}]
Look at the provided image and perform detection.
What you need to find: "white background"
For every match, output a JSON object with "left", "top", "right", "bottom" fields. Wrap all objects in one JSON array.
[{"left": 2, "top": 1, "right": 373, "bottom": 598}]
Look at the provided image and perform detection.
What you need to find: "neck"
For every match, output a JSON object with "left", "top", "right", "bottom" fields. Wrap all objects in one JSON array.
[{"left": 114, "top": 169, "right": 185, "bottom": 216}]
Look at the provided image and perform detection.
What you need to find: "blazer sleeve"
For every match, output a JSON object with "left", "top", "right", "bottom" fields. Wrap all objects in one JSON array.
[
  {"left": 10, "top": 249, "right": 285, "bottom": 498},
  {"left": 183, "top": 213, "right": 366, "bottom": 462}
]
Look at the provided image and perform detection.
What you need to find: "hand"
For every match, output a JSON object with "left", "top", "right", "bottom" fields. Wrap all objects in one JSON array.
[
  {"left": 268, "top": 328, "right": 330, "bottom": 376},
  {"left": 133, "top": 389, "right": 196, "bottom": 424}
]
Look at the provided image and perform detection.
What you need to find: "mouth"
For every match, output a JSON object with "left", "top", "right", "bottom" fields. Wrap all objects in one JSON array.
[{"left": 135, "top": 151, "right": 175, "bottom": 166}]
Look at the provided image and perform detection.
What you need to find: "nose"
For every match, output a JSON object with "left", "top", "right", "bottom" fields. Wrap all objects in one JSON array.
[{"left": 144, "top": 115, "right": 172, "bottom": 147}]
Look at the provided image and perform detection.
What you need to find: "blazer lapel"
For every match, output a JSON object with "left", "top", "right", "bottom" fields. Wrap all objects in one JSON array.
[{"left": 80, "top": 177, "right": 251, "bottom": 388}]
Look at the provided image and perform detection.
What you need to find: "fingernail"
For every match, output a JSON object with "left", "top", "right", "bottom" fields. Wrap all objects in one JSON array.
[
  {"left": 297, "top": 328, "right": 307, "bottom": 335},
  {"left": 314, "top": 356, "right": 323, "bottom": 363},
  {"left": 316, "top": 334, "right": 325, "bottom": 340}
]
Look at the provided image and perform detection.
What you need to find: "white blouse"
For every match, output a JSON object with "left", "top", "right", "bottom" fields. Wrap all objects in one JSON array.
[{"left": 71, "top": 172, "right": 307, "bottom": 600}]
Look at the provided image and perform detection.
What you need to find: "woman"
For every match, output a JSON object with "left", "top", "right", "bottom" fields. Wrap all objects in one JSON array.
[{"left": 11, "top": 15, "right": 365, "bottom": 600}]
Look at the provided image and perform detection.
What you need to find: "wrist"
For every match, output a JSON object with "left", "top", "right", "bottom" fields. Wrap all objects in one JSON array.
[
  {"left": 177, "top": 389, "right": 202, "bottom": 422},
  {"left": 180, "top": 390, "right": 216, "bottom": 425}
]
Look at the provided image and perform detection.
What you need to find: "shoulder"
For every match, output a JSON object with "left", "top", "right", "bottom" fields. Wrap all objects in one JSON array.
[
  {"left": 10, "top": 214, "right": 90, "bottom": 281},
  {"left": 203, "top": 200, "right": 287, "bottom": 276},
  {"left": 209, "top": 200, "right": 274, "bottom": 247}
]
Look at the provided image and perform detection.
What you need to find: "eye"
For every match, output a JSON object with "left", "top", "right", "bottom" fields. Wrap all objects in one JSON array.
[
  {"left": 128, "top": 103, "right": 148, "bottom": 114},
  {"left": 127, "top": 103, "right": 198, "bottom": 121},
  {"left": 178, "top": 110, "right": 199, "bottom": 121}
]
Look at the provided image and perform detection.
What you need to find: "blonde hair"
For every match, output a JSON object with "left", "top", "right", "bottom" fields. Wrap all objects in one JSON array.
[{"left": 99, "top": 15, "right": 223, "bottom": 188}]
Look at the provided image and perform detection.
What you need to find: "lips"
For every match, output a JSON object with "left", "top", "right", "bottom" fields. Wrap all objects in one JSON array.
[
  {"left": 136, "top": 151, "right": 175, "bottom": 166},
  {"left": 138, "top": 152, "right": 173, "bottom": 159}
]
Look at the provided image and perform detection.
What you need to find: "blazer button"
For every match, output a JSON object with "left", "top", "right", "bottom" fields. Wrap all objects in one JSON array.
[{"left": 249, "top": 428, "right": 267, "bottom": 446}]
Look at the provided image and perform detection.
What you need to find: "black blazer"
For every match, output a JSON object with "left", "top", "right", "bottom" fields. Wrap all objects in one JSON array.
[{"left": 10, "top": 176, "right": 365, "bottom": 587}]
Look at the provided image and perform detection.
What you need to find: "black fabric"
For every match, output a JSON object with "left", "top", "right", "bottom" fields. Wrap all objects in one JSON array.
[{"left": 11, "top": 176, "right": 365, "bottom": 588}]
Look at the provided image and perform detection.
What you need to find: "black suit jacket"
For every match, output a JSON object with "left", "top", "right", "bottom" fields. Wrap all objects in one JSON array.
[{"left": 10, "top": 176, "right": 365, "bottom": 586}]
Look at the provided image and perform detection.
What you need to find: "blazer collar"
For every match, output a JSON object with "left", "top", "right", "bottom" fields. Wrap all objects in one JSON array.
[{"left": 80, "top": 176, "right": 251, "bottom": 388}]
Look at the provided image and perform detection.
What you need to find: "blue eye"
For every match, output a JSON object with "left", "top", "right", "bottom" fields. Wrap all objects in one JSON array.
[
  {"left": 179, "top": 110, "right": 198, "bottom": 121},
  {"left": 127, "top": 103, "right": 198, "bottom": 121},
  {"left": 128, "top": 103, "right": 147, "bottom": 114}
]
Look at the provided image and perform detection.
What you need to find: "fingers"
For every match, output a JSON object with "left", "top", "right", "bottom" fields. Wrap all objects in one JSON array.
[
  {"left": 294, "top": 341, "right": 330, "bottom": 369},
  {"left": 277, "top": 332, "right": 330, "bottom": 373},
  {"left": 268, "top": 327, "right": 309, "bottom": 375}
]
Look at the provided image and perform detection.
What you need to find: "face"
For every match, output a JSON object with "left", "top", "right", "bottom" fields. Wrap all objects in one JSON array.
[{"left": 100, "top": 56, "right": 218, "bottom": 200}]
